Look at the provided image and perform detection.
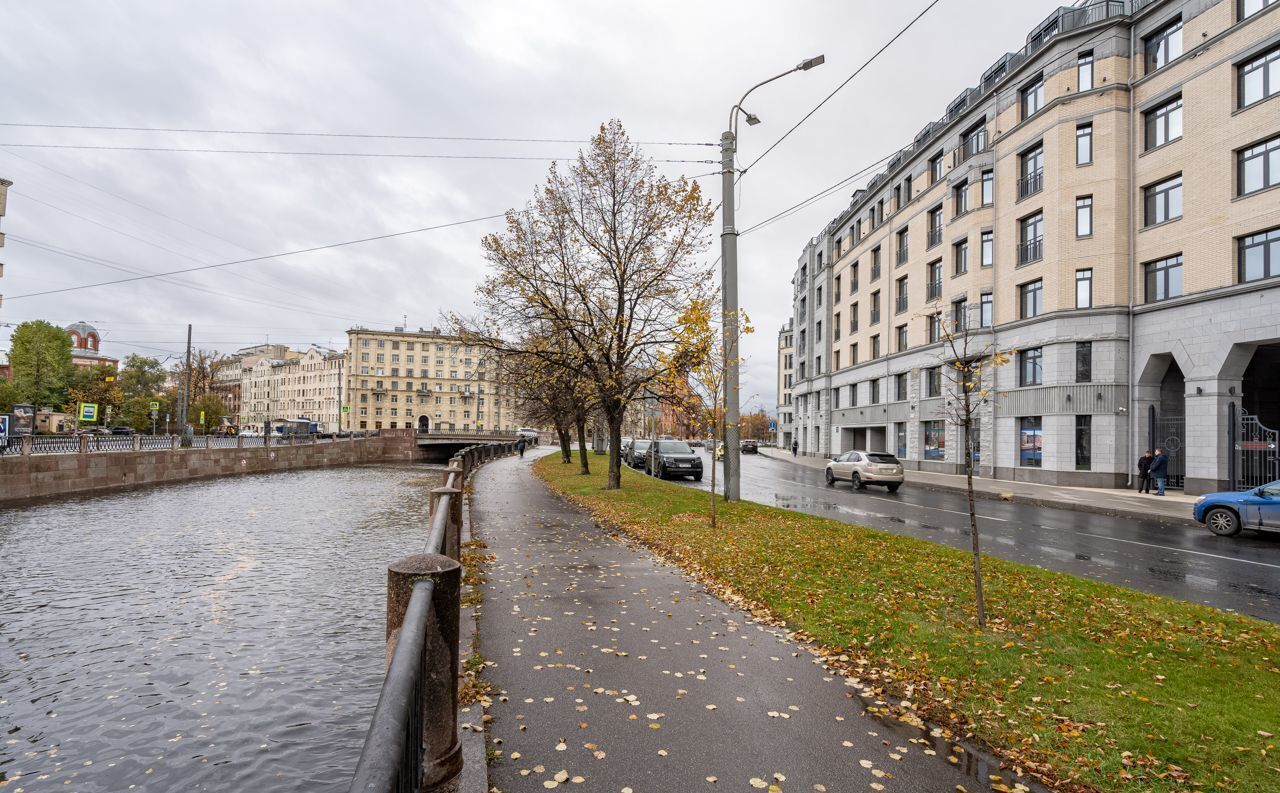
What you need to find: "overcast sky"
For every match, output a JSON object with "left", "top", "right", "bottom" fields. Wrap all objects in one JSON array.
[{"left": 0, "top": 0, "right": 1064, "bottom": 414}]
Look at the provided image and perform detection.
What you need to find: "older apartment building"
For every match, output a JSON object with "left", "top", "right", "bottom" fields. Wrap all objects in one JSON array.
[
  {"left": 787, "top": 0, "right": 1280, "bottom": 494},
  {"left": 776, "top": 320, "right": 796, "bottom": 449},
  {"left": 344, "top": 326, "right": 520, "bottom": 432},
  {"left": 237, "top": 346, "right": 345, "bottom": 432}
]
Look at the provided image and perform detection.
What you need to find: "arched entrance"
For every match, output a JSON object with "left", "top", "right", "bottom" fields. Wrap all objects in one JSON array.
[
  {"left": 417, "top": 415, "right": 430, "bottom": 433},
  {"left": 1232, "top": 343, "right": 1280, "bottom": 489}
]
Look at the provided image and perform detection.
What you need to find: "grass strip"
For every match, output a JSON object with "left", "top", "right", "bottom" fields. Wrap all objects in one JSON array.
[{"left": 534, "top": 456, "right": 1279, "bottom": 792}]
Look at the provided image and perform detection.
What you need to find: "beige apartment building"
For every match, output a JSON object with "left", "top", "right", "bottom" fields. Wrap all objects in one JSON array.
[
  {"left": 344, "top": 326, "right": 520, "bottom": 432},
  {"left": 775, "top": 320, "right": 795, "bottom": 449},
  {"left": 235, "top": 345, "right": 344, "bottom": 432},
  {"left": 788, "top": 0, "right": 1280, "bottom": 493}
]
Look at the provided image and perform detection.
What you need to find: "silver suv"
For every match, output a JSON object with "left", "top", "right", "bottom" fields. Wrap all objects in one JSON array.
[{"left": 825, "top": 450, "right": 904, "bottom": 492}]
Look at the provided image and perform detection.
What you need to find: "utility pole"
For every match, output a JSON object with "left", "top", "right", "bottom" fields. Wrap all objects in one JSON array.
[{"left": 178, "top": 323, "right": 193, "bottom": 446}]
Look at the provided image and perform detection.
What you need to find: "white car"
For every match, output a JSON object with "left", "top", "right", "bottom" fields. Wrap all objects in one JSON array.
[
  {"left": 826, "top": 450, "right": 904, "bottom": 492},
  {"left": 239, "top": 428, "right": 264, "bottom": 438}
]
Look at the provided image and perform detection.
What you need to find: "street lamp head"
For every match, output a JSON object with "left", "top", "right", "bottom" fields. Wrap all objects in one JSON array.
[
  {"left": 744, "top": 112, "right": 762, "bottom": 126},
  {"left": 798, "top": 54, "right": 826, "bottom": 71}
]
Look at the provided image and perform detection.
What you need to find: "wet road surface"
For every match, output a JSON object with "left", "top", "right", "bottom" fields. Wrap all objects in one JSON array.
[
  {"left": 663, "top": 452, "right": 1280, "bottom": 623},
  {"left": 474, "top": 453, "right": 1045, "bottom": 793},
  {"left": 0, "top": 464, "right": 441, "bottom": 793}
]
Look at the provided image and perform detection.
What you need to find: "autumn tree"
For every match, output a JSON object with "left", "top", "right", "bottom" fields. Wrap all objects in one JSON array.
[
  {"left": 740, "top": 410, "right": 772, "bottom": 441},
  {"left": 118, "top": 354, "right": 167, "bottom": 400},
  {"left": 8, "top": 320, "right": 74, "bottom": 407},
  {"left": 65, "top": 364, "right": 124, "bottom": 424},
  {"left": 926, "top": 306, "right": 1014, "bottom": 629},
  {"left": 495, "top": 337, "right": 595, "bottom": 473},
  {"left": 190, "top": 393, "right": 228, "bottom": 433},
  {"left": 169, "top": 349, "right": 221, "bottom": 398},
  {"left": 461, "top": 120, "right": 715, "bottom": 490}
]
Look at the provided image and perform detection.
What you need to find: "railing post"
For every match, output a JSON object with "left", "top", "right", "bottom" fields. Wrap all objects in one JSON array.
[
  {"left": 79, "top": 435, "right": 89, "bottom": 454},
  {"left": 431, "top": 485, "right": 464, "bottom": 560},
  {"left": 237, "top": 435, "right": 244, "bottom": 449},
  {"left": 132, "top": 435, "right": 141, "bottom": 452},
  {"left": 205, "top": 435, "right": 212, "bottom": 449},
  {"left": 20, "top": 435, "right": 33, "bottom": 456},
  {"left": 385, "top": 553, "right": 464, "bottom": 790},
  {"left": 171, "top": 435, "right": 178, "bottom": 451}
]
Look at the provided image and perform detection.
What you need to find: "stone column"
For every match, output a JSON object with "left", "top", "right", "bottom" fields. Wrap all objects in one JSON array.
[{"left": 1183, "top": 376, "right": 1240, "bottom": 495}]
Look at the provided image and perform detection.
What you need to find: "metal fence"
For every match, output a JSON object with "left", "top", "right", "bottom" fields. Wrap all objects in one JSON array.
[
  {"left": 140, "top": 435, "right": 173, "bottom": 451},
  {"left": 30, "top": 436, "right": 81, "bottom": 455},
  {"left": 349, "top": 440, "right": 517, "bottom": 793},
  {"left": 1, "top": 433, "right": 349, "bottom": 456}
]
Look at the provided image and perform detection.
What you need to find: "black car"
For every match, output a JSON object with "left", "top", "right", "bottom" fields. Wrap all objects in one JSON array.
[
  {"left": 109, "top": 426, "right": 137, "bottom": 435},
  {"left": 627, "top": 439, "right": 652, "bottom": 469},
  {"left": 651, "top": 440, "right": 703, "bottom": 481},
  {"left": 741, "top": 439, "right": 759, "bottom": 454}
]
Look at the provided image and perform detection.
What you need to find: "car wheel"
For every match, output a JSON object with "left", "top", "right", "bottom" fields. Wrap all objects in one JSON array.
[
  {"left": 886, "top": 484, "right": 900, "bottom": 493},
  {"left": 656, "top": 464, "right": 665, "bottom": 480},
  {"left": 825, "top": 468, "right": 835, "bottom": 486},
  {"left": 1205, "top": 507, "right": 1241, "bottom": 537},
  {"left": 851, "top": 473, "right": 866, "bottom": 490}
]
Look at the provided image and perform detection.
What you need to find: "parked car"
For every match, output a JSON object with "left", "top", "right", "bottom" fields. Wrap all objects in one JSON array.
[
  {"left": 240, "top": 428, "right": 264, "bottom": 438},
  {"left": 619, "top": 437, "right": 634, "bottom": 456},
  {"left": 825, "top": 450, "right": 904, "bottom": 492},
  {"left": 1194, "top": 480, "right": 1280, "bottom": 536},
  {"left": 651, "top": 440, "right": 703, "bottom": 480},
  {"left": 109, "top": 426, "right": 136, "bottom": 435},
  {"left": 741, "top": 439, "right": 759, "bottom": 454},
  {"left": 627, "top": 439, "right": 652, "bottom": 469}
]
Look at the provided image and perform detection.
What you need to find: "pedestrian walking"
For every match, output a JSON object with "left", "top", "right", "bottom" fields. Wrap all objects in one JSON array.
[
  {"left": 1149, "top": 447, "right": 1169, "bottom": 496},
  {"left": 791, "top": 440, "right": 799, "bottom": 457},
  {"left": 516, "top": 436, "right": 527, "bottom": 458},
  {"left": 1136, "top": 450, "right": 1154, "bottom": 494}
]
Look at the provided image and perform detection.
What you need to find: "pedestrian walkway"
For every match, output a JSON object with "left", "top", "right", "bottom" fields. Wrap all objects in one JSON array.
[
  {"left": 471, "top": 452, "right": 1042, "bottom": 793},
  {"left": 760, "top": 447, "right": 1198, "bottom": 524}
]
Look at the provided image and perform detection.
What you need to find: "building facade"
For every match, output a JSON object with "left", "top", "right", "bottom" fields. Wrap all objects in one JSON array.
[
  {"left": 776, "top": 320, "right": 795, "bottom": 449},
  {"left": 64, "top": 321, "right": 119, "bottom": 370},
  {"left": 344, "top": 327, "right": 520, "bottom": 432},
  {"left": 0, "top": 177, "right": 10, "bottom": 303},
  {"left": 235, "top": 346, "right": 344, "bottom": 432},
  {"left": 785, "top": 0, "right": 1280, "bottom": 494}
]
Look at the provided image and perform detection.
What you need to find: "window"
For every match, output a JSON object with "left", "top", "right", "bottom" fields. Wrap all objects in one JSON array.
[
  {"left": 871, "top": 247, "right": 882, "bottom": 280},
  {"left": 1076, "top": 268, "right": 1093, "bottom": 308},
  {"left": 849, "top": 303, "right": 859, "bottom": 333},
  {"left": 1078, "top": 51, "right": 1094, "bottom": 91},
  {"left": 954, "top": 239, "right": 969, "bottom": 275},
  {"left": 1239, "top": 135, "right": 1280, "bottom": 195},
  {"left": 1019, "top": 213, "right": 1044, "bottom": 264},
  {"left": 923, "top": 421, "right": 946, "bottom": 461},
  {"left": 927, "top": 260, "right": 943, "bottom": 301},
  {"left": 896, "top": 324, "right": 909, "bottom": 352},
  {"left": 1075, "top": 415, "right": 1092, "bottom": 470},
  {"left": 928, "top": 206, "right": 943, "bottom": 247},
  {"left": 895, "top": 276, "right": 909, "bottom": 314},
  {"left": 981, "top": 170, "right": 994, "bottom": 205},
  {"left": 1019, "top": 144, "right": 1044, "bottom": 198},
  {"left": 851, "top": 262, "right": 860, "bottom": 292},
  {"left": 834, "top": 274, "right": 841, "bottom": 303},
  {"left": 892, "top": 186, "right": 902, "bottom": 212},
  {"left": 961, "top": 122, "right": 988, "bottom": 160},
  {"left": 904, "top": 175, "right": 912, "bottom": 200},
  {"left": 870, "top": 378, "right": 881, "bottom": 404},
  {"left": 953, "top": 181, "right": 969, "bottom": 215},
  {"left": 1240, "top": 45, "right": 1280, "bottom": 107},
  {"left": 1242, "top": 0, "right": 1279, "bottom": 18},
  {"left": 871, "top": 334, "right": 881, "bottom": 360},
  {"left": 871, "top": 290, "right": 881, "bottom": 324},
  {"left": 832, "top": 383, "right": 840, "bottom": 408},
  {"left": 895, "top": 373, "right": 908, "bottom": 401},
  {"left": 952, "top": 299, "right": 968, "bottom": 331},
  {"left": 834, "top": 313, "right": 841, "bottom": 342},
  {"left": 814, "top": 356, "right": 822, "bottom": 375},
  {"left": 980, "top": 293, "right": 993, "bottom": 327},
  {"left": 816, "top": 285, "right": 823, "bottom": 307},
  {"left": 1020, "top": 279, "right": 1044, "bottom": 319},
  {"left": 1144, "top": 175, "right": 1182, "bottom": 226},
  {"left": 1076, "top": 341, "right": 1093, "bottom": 383},
  {"left": 930, "top": 151, "right": 944, "bottom": 182},
  {"left": 1019, "top": 417, "right": 1043, "bottom": 467},
  {"left": 896, "top": 423, "right": 907, "bottom": 459},
  {"left": 981, "top": 231, "right": 993, "bottom": 267},
  {"left": 1144, "top": 254, "right": 1184, "bottom": 302},
  {"left": 1239, "top": 227, "right": 1280, "bottom": 282},
  {"left": 1145, "top": 18, "right": 1183, "bottom": 72},
  {"left": 896, "top": 228, "right": 910, "bottom": 264},
  {"left": 1076, "top": 195, "right": 1093, "bottom": 237},
  {"left": 1021, "top": 74, "right": 1045, "bottom": 118},
  {"left": 926, "top": 367, "right": 942, "bottom": 398},
  {"left": 848, "top": 382, "right": 859, "bottom": 406},
  {"left": 1076, "top": 124, "right": 1093, "bottom": 165},
  {"left": 928, "top": 312, "right": 943, "bottom": 343},
  {"left": 849, "top": 343, "right": 859, "bottom": 367},
  {"left": 1145, "top": 96, "right": 1182, "bottom": 149},
  {"left": 1019, "top": 348, "right": 1043, "bottom": 386}
]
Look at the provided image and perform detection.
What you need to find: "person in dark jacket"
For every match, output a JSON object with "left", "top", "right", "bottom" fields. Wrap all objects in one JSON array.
[
  {"left": 1136, "top": 450, "right": 1154, "bottom": 493},
  {"left": 1149, "top": 447, "right": 1169, "bottom": 496},
  {"left": 516, "top": 436, "right": 527, "bottom": 458},
  {"left": 791, "top": 440, "right": 799, "bottom": 457}
]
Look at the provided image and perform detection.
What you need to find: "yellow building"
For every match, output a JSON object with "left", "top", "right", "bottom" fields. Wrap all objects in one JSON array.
[{"left": 344, "top": 326, "right": 519, "bottom": 432}]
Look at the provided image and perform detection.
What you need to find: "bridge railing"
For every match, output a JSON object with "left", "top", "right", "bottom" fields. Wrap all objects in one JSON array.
[
  {"left": 0, "top": 432, "right": 372, "bottom": 456},
  {"left": 416, "top": 428, "right": 520, "bottom": 438},
  {"left": 349, "top": 439, "right": 518, "bottom": 793}
]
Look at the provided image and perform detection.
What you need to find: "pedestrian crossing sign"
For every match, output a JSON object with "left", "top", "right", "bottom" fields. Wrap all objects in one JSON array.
[
  {"left": 341, "top": 405, "right": 350, "bottom": 414},
  {"left": 149, "top": 400, "right": 160, "bottom": 411}
]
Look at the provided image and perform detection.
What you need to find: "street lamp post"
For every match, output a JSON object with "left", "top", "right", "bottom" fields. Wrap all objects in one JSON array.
[{"left": 720, "top": 54, "right": 824, "bottom": 501}]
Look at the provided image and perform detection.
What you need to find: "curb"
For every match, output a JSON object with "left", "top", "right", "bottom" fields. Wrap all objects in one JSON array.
[{"left": 457, "top": 480, "right": 489, "bottom": 793}]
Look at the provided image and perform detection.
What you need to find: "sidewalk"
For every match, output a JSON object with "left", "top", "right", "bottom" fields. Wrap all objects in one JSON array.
[
  {"left": 470, "top": 452, "right": 1043, "bottom": 793},
  {"left": 760, "top": 447, "right": 1199, "bottom": 525}
]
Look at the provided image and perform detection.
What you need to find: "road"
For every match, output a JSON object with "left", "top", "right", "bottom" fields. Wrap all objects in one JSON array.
[{"left": 657, "top": 451, "right": 1280, "bottom": 624}]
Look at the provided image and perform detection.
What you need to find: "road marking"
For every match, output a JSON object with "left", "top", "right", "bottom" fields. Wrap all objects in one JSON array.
[
  {"left": 772, "top": 477, "right": 1008, "bottom": 521},
  {"left": 1078, "top": 533, "right": 1280, "bottom": 570}
]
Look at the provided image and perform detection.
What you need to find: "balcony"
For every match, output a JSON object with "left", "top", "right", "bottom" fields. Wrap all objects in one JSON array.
[
  {"left": 1018, "top": 169, "right": 1044, "bottom": 199},
  {"left": 871, "top": 263, "right": 882, "bottom": 281},
  {"left": 927, "top": 228, "right": 943, "bottom": 248},
  {"left": 895, "top": 295, "right": 909, "bottom": 314},
  {"left": 870, "top": 309, "right": 881, "bottom": 325},
  {"left": 955, "top": 136, "right": 989, "bottom": 166},
  {"left": 896, "top": 247, "right": 909, "bottom": 265},
  {"left": 1018, "top": 238, "right": 1044, "bottom": 265},
  {"left": 927, "top": 280, "right": 943, "bottom": 302}
]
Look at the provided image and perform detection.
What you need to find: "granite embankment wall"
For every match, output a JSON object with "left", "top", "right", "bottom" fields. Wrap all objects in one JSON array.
[{"left": 0, "top": 430, "right": 420, "bottom": 505}]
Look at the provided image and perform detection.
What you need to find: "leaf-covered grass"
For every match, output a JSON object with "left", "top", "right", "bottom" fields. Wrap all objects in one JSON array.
[{"left": 534, "top": 456, "right": 1280, "bottom": 792}]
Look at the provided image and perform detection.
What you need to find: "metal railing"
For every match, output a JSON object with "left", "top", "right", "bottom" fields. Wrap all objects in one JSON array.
[
  {"left": 350, "top": 440, "right": 519, "bottom": 793},
  {"left": 1, "top": 432, "right": 349, "bottom": 456},
  {"left": 927, "top": 227, "right": 943, "bottom": 248},
  {"left": 30, "top": 436, "right": 80, "bottom": 454},
  {"left": 140, "top": 435, "right": 173, "bottom": 451},
  {"left": 1018, "top": 169, "right": 1044, "bottom": 199},
  {"left": 895, "top": 246, "right": 909, "bottom": 265},
  {"left": 1018, "top": 238, "right": 1044, "bottom": 264},
  {"left": 895, "top": 294, "right": 909, "bottom": 314},
  {"left": 928, "top": 280, "right": 943, "bottom": 301},
  {"left": 417, "top": 429, "right": 519, "bottom": 438}
]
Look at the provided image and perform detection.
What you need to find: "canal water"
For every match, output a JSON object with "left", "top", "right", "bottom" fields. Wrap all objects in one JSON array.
[{"left": 0, "top": 463, "right": 442, "bottom": 792}]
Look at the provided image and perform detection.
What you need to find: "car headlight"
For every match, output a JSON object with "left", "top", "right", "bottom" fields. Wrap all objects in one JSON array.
[{"left": 1195, "top": 496, "right": 1206, "bottom": 504}]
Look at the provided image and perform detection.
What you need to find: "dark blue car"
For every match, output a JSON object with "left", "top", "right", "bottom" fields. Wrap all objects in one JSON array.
[{"left": 1193, "top": 480, "right": 1280, "bottom": 536}]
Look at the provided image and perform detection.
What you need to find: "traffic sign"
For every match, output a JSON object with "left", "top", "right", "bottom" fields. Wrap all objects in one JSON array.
[
  {"left": 149, "top": 400, "right": 160, "bottom": 411},
  {"left": 79, "top": 403, "right": 98, "bottom": 422},
  {"left": 199, "top": 411, "right": 206, "bottom": 424},
  {"left": 769, "top": 421, "right": 776, "bottom": 430},
  {"left": 341, "top": 405, "right": 350, "bottom": 414}
]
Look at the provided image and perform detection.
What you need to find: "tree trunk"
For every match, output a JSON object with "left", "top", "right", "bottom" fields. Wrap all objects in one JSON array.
[
  {"left": 963, "top": 410, "right": 986, "bottom": 628},
  {"left": 604, "top": 403, "right": 624, "bottom": 490},
  {"left": 575, "top": 414, "right": 590, "bottom": 475},
  {"left": 556, "top": 423, "right": 572, "bottom": 463}
]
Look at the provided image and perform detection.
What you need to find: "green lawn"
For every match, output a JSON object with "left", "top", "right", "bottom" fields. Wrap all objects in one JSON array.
[{"left": 534, "top": 456, "right": 1280, "bottom": 792}]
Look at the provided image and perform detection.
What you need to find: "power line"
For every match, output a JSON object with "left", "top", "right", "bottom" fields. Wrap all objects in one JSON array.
[
  {"left": 5, "top": 213, "right": 507, "bottom": 300},
  {"left": 0, "top": 122, "right": 717, "bottom": 147},
  {"left": 742, "top": 0, "right": 945, "bottom": 175},
  {"left": 741, "top": 150, "right": 900, "bottom": 236},
  {"left": 0, "top": 141, "right": 714, "bottom": 164}
]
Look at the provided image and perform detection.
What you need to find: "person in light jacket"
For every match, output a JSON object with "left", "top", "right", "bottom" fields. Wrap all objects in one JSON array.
[
  {"left": 1149, "top": 447, "right": 1169, "bottom": 496},
  {"left": 1136, "top": 450, "right": 1153, "bottom": 494}
]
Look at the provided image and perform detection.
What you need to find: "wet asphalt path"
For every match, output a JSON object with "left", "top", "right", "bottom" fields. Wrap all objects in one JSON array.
[
  {"left": 661, "top": 452, "right": 1280, "bottom": 624},
  {"left": 473, "top": 453, "right": 1044, "bottom": 793}
]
